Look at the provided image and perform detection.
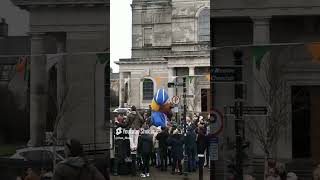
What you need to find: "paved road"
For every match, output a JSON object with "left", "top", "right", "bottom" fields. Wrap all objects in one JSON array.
[{"left": 111, "top": 167, "right": 211, "bottom": 180}]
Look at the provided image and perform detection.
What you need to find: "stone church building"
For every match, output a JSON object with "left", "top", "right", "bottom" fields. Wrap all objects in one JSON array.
[
  {"left": 116, "top": 0, "right": 210, "bottom": 113},
  {"left": 212, "top": 0, "right": 320, "bottom": 178},
  {"left": 11, "top": 0, "right": 110, "bottom": 148}
]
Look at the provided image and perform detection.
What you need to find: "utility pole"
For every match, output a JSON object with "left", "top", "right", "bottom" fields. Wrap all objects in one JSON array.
[
  {"left": 234, "top": 50, "right": 244, "bottom": 180},
  {"left": 176, "top": 69, "right": 178, "bottom": 124},
  {"left": 183, "top": 77, "right": 188, "bottom": 179}
]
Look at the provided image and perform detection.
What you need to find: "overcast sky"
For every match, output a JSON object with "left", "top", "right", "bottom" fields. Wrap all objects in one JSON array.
[
  {"left": 0, "top": 0, "right": 131, "bottom": 73},
  {"left": 110, "top": 0, "right": 132, "bottom": 73},
  {"left": 0, "top": 0, "right": 29, "bottom": 36}
]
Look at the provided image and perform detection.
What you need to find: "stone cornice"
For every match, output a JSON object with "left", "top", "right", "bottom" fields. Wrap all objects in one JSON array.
[
  {"left": 164, "top": 54, "right": 209, "bottom": 58},
  {"left": 115, "top": 60, "right": 167, "bottom": 65},
  {"left": 11, "top": 0, "right": 109, "bottom": 9},
  {"left": 211, "top": 6, "right": 320, "bottom": 17},
  {"left": 132, "top": 0, "right": 171, "bottom": 8}
]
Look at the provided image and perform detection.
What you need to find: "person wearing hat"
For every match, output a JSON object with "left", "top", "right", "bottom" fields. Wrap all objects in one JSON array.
[{"left": 52, "top": 139, "right": 105, "bottom": 180}]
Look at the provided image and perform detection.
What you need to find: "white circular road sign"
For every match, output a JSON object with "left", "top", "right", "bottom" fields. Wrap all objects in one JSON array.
[
  {"left": 172, "top": 96, "right": 180, "bottom": 104},
  {"left": 210, "top": 109, "right": 224, "bottom": 136}
]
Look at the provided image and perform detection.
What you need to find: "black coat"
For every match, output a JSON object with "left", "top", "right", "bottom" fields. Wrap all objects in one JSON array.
[
  {"left": 114, "top": 121, "right": 127, "bottom": 138},
  {"left": 156, "top": 130, "right": 169, "bottom": 149},
  {"left": 185, "top": 129, "right": 197, "bottom": 151},
  {"left": 167, "top": 134, "right": 184, "bottom": 160},
  {"left": 196, "top": 128, "right": 208, "bottom": 155},
  {"left": 137, "top": 134, "right": 153, "bottom": 155}
]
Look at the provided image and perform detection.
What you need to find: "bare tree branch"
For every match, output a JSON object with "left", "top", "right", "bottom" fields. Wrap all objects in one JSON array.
[{"left": 247, "top": 47, "right": 293, "bottom": 169}]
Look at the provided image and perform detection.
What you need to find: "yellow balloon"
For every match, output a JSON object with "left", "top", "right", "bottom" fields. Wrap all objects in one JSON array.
[{"left": 151, "top": 99, "right": 160, "bottom": 112}]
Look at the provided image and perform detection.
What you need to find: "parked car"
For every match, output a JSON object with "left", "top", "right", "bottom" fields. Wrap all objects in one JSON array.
[
  {"left": 113, "top": 107, "right": 131, "bottom": 114},
  {"left": 11, "top": 146, "right": 65, "bottom": 162}
]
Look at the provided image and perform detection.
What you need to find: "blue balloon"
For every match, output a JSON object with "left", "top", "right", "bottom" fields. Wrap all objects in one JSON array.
[
  {"left": 151, "top": 111, "right": 167, "bottom": 127},
  {"left": 153, "top": 89, "right": 169, "bottom": 106}
]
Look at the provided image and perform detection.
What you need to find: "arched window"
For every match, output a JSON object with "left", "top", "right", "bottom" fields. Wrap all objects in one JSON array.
[
  {"left": 198, "top": 8, "right": 210, "bottom": 42},
  {"left": 143, "top": 79, "right": 154, "bottom": 100}
]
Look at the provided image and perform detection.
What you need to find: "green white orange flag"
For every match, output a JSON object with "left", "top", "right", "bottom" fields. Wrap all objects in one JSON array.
[
  {"left": 24, "top": 58, "right": 30, "bottom": 81},
  {"left": 253, "top": 46, "right": 268, "bottom": 70},
  {"left": 155, "top": 76, "right": 161, "bottom": 85},
  {"left": 306, "top": 42, "right": 320, "bottom": 61},
  {"left": 96, "top": 52, "right": 110, "bottom": 64},
  {"left": 187, "top": 76, "right": 194, "bottom": 83},
  {"left": 206, "top": 74, "right": 211, "bottom": 81},
  {"left": 16, "top": 56, "right": 27, "bottom": 72}
]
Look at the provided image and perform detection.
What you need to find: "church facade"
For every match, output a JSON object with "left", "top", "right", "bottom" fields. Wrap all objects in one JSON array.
[
  {"left": 11, "top": 0, "right": 110, "bottom": 148},
  {"left": 212, "top": 0, "right": 320, "bottom": 177},
  {"left": 116, "top": 0, "right": 210, "bottom": 113}
]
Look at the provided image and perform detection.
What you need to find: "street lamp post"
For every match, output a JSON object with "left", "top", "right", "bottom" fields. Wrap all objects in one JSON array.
[
  {"left": 183, "top": 77, "right": 188, "bottom": 179},
  {"left": 234, "top": 50, "right": 244, "bottom": 180}
]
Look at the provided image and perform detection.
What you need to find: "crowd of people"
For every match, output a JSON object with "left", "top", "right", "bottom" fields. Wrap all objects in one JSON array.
[
  {"left": 15, "top": 139, "right": 109, "bottom": 180},
  {"left": 15, "top": 167, "right": 52, "bottom": 180},
  {"left": 114, "top": 105, "right": 212, "bottom": 178}
]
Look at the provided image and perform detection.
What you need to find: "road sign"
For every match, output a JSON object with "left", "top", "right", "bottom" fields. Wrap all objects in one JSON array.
[
  {"left": 168, "top": 82, "right": 183, "bottom": 88},
  {"left": 227, "top": 106, "right": 268, "bottom": 116},
  {"left": 210, "top": 109, "right": 224, "bottom": 136},
  {"left": 211, "top": 66, "right": 240, "bottom": 82},
  {"left": 172, "top": 96, "right": 180, "bottom": 104},
  {"left": 173, "top": 106, "right": 179, "bottom": 113},
  {"left": 209, "top": 137, "right": 219, "bottom": 161},
  {"left": 182, "top": 94, "right": 194, "bottom": 98}
]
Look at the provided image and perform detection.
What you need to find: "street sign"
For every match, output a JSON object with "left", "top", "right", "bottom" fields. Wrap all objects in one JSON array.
[
  {"left": 209, "top": 137, "right": 219, "bottom": 161},
  {"left": 227, "top": 106, "right": 268, "bottom": 116},
  {"left": 168, "top": 82, "right": 183, "bottom": 88},
  {"left": 173, "top": 106, "right": 179, "bottom": 113},
  {"left": 182, "top": 94, "right": 194, "bottom": 98},
  {"left": 211, "top": 66, "right": 239, "bottom": 82},
  {"left": 172, "top": 96, "right": 180, "bottom": 104}
]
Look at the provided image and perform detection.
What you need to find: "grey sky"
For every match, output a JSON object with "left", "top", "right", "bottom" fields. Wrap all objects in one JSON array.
[
  {"left": 110, "top": 0, "right": 132, "bottom": 73},
  {"left": 1, "top": 0, "right": 131, "bottom": 73},
  {"left": 0, "top": 0, "right": 29, "bottom": 36}
]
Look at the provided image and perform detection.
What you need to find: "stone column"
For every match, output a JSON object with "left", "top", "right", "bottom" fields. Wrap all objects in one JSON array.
[
  {"left": 56, "top": 35, "right": 66, "bottom": 112},
  {"left": 168, "top": 67, "right": 175, "bottom": 98},
  {"left": 251, "top": 16, "right": 271, "bottom": 106},
  {"left": 119, "top": 72, "right": 125, "bottom": 108},
  {"left": 251, "top": 16, "right": 271, "bottom": 155},
  {"left": 94, "top": 61, "right": 106, "bottom": 147},
  {"left": 127, "top": 73, "right": 131, "bottom": 105},
  {"left": 29, "top": 32, "right": 47, "bottom": 147},
  {"left": 188, "top": 66, "right": 195, "bottom": 112},
  {"left": 252, "top": 16, "right": 270, "bottom": 45}
]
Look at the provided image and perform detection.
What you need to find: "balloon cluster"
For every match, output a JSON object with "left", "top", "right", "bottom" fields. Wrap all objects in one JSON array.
[{"left": 150, "top": 89, "right": 172, "bottom": 127}]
